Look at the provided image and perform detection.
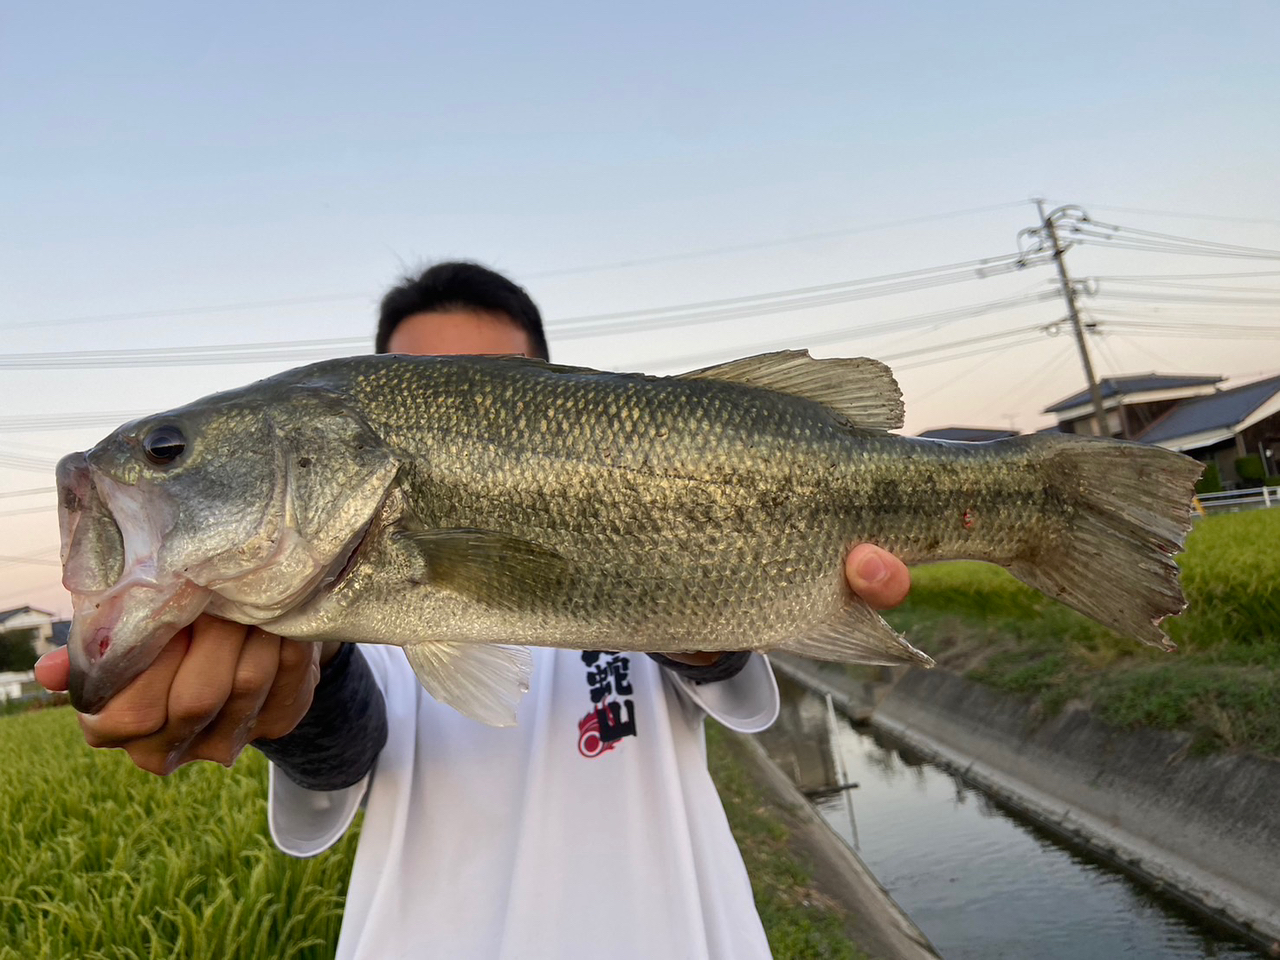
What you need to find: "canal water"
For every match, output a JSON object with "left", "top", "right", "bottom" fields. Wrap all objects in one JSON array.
[{"left": 755, "top": 674, "right": 1265, "bottom": 959}]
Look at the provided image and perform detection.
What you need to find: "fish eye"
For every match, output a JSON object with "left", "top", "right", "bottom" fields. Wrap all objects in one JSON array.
[{"left": 142, "top": 425, "right": 187, "bottom": 466}]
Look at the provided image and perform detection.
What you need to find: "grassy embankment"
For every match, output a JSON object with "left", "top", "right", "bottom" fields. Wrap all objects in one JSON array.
[
  {"left": 1, "top": 707, "right": 863, "bottom": 959},
  {"left": 881, "top": 508, "right": 1280, "bottom": 757}
]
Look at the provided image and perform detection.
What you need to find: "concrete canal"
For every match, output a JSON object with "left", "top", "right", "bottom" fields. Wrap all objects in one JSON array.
[{"left": 756, "top": 673, "right": 1266, "bottom": 959}]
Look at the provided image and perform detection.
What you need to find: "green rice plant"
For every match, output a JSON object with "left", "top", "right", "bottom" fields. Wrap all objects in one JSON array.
[
  {"left": 0, "top": 708, "right": 358, "bottom": 959},
  {"left": 2, "top": 708, "right": 866, "bottom": 958},
  {"left": 884, "top": 509, "right": 1280, "bottom": 755}
]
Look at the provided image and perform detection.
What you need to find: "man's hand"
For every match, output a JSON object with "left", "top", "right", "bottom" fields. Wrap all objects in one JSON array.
[
  {"left": 35, "top": 615, "right": 328, "bottom": 776},
  {"left": 662, "top": 544, "right": 910, "bottom": 666}
]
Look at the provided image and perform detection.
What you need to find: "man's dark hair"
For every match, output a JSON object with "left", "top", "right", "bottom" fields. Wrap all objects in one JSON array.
[{"left": 376, "top": 261, "right": 550, "bottom": 360}]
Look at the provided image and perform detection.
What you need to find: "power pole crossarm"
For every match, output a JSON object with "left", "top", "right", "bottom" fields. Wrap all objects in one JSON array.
[{"left": 1038, "top": 201, "right": 1109, "bottom": 438}]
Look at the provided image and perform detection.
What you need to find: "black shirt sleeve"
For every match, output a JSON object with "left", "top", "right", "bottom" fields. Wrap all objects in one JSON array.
[
  {"left": 647, "top": 650, "right": 753, "bottom": 685},
  {"left": 251, "top": 643, "right": 387, "bottom": 792}
]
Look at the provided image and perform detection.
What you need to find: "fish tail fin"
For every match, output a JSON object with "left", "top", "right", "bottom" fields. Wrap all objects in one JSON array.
[{"left": 1007, "top": 436, "right": 1203, "bottom": 649}]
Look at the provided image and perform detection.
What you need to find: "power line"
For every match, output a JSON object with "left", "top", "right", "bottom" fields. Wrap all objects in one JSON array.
[
  {"left": 0, "top": 338, "right": 369, "bottom": 371},
  {"left": 5, "top": 201, "right": 1034, "bottom": 330},
  {"left": 0, "top": 452, "right": 59, "bottom": 473},
  {"left": 1082, "top": 204, "right": 1280, "bottom": 229},
  {"left": 547, "top": 251, "right": 1043, "bottom": 327},
  {"left": 0, "top": 553, "right": 60, "bottom": 567},
  {"left": 1092, "top": 291, "right": 1280, "bottom": 307},
  {"left": 1086, "top": 270, "right": 1280, "bottom": 282},
  {"left": 523, "top": 200, "right": 1036, "bottom": 278},
  {"left": 909, "top": 339, "right": 1040, "bottom": 402},
  {"left": 895, "top": 334, "right": 1050, "bottom": 372},
  {"left": 1095, "top": 316, "right": 1280, "bottom": 339},
  {"left": 0, "top": 412, "right": 148, "bottom": 433},
  {"left": 0, "top": 504, "right": 55, "bottom": 518},
  {"left": 635, "top": 291, "right": 1058, "bottom": 371},
  {"left": 1091, "top": 279, "right": 1280, "bottom": 295},
  {"left": 1068, "top": 228, "right": 1280, "bottom": 261},
  {"left": 0, "top": 252, "right": 1052, "bottom": 369},
  {"left": 0, "top": 487, "right": 56, "bottom": 500},
  {"left": 1, "top": 292, "right": 374, "bottom": 332}
]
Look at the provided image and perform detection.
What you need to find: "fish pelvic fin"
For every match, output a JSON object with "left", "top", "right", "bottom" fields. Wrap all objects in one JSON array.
[
  {"left": 1009, "top": 436, "right": 1204, "bottom": 650},
  {"left": 778, "top": 597, "right": 935, "bottom": 667},
  {"left": 403, "top": 640, "right": 533, "bottom": 727},
  {"left": 679, "top": 350, "right": 904, "bottom": 432}
]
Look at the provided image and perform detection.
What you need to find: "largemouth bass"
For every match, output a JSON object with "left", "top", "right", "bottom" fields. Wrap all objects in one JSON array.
[{"left": 56, "top": 351, "right": 1203, "bottom": 725}]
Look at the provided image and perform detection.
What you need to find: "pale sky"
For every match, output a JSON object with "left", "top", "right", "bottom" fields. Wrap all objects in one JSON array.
[{"left": 3, "top": 1, "right": 1279, "bottom": 614}]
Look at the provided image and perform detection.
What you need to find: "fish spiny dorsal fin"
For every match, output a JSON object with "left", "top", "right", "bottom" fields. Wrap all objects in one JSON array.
[{"left": 679, "top": 350, "right": 905, "bottom": 432}]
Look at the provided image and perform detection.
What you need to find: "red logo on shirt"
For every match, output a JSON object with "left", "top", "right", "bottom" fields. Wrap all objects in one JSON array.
[{"left": 577, "top": 710, "right": 619, "bottom": 758}]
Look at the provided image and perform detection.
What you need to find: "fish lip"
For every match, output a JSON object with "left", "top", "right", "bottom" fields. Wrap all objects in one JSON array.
[{"left": 67, "top": 668, "right": 111, "bottom": 715}]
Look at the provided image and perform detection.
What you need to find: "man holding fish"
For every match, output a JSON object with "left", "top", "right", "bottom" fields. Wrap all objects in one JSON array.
[{"left": 38, "top": 261, "right": 914, "bottom": 959}]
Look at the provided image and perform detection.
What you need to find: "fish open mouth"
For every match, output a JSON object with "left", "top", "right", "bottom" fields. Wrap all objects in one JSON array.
[{"left": 57, "top": 452, "right": 212, "bottom": 714}]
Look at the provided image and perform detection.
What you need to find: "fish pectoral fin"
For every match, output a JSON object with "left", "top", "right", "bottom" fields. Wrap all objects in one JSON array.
[
  {"left": 778, "top": 598, "right": 935, "bottom": 666},
  {"left": 678, "top": 350, "right": 904, "bottom": 432},
  {"left": 395, "top": 527, "right": 573, "bottom": 611},
  {"left": 403, "top": 640, "right": 533, "bottom": 727}
]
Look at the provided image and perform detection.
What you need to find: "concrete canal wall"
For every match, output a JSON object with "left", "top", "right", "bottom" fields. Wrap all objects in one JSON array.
[
  {"left": 723, "top": 731, "right": 941, "bottom": 960},
  {"left": 772, "top": 656, "right": 1280, "bottom": 955}
]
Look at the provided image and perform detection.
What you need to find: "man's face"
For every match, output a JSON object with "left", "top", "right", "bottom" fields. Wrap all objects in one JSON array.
[{"left": 386, "top": 309, "right": 536, "bottom": 358}]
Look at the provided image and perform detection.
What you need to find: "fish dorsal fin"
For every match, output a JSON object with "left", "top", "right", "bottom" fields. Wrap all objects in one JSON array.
[{"left": 679, "top": 350, "right": 904, "bottom": 431}]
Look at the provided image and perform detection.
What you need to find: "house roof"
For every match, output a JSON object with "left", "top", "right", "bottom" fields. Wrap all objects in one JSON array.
[
  {"left": 1138, "top": 374, "right": 1280, "bottom": 446},
  {"left": 1043, "top": 374, "right": 1223, "bottom": 414},
  {"left": 918, "top": 427, "right": 1019, "bottom": 442},
  {"left": 0, "top": 606, "right": 56, "bottom": 624}
]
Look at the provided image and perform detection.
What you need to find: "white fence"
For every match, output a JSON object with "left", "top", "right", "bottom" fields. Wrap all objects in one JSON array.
[
  {"left": 1195, "top": 486, "right": 1280, "bottom": 516},
  {"left": 0, "top": 670, "right": 35, "bottom": 703}
]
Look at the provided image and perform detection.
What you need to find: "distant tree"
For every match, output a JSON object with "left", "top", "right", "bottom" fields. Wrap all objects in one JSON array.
[
  {"left": 1234, "top": 454, "right": 1265, "bottom": 488},
  {"left": 0, "top": 628, "right": 39, "bottom": 672}
]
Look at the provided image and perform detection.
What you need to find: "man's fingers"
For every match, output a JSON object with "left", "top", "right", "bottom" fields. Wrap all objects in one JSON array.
[
  {"left": 79, "top": 632, "right": 191, "bottom": 747},
  {"left": 34, "top": 647, "right": 70, "bottom": 692},
  {"left": 846, "top": 543, "right": 911, "bottom": 610},
  {"left": 186, "top": 629, "right": 284, "bottom": 766},
  {"left": 248, "top": 639, "right": 320, "bottom": 742},
  {"left": 162, "top": 616, "right": 257, "bottom": 745}
]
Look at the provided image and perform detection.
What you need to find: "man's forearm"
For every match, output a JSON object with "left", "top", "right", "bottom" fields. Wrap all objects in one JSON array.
[{"left": 252, "top": 643, "right": 387, "bottom": 791}]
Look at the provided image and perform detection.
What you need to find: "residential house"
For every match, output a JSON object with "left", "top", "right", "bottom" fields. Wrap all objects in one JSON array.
[
  {"left": 1042, "top": 374, "right": 1223, "bottom": 440},
  {"left": 1042, "top": 373, "right": 1280, "bottom": 487},
  {"left": 1136, "top": 374, "right": 1280, "bottom": 486},
  {"left": 0, "top": 606, "right": 59, "bottom": 657}
]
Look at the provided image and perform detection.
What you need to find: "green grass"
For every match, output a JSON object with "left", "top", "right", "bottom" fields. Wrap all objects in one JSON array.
[
  {"left": 0, "top": 708, "right": 359, "bottom": 960},
  {"left": 2, "top": 708, "right": 867, "bottom": 959},
  {"left": 881, "top": 509, "right": 1280, "bottom": 756},
  {"left": 706, "top": 723, "right": 869, "bottom": 960}
]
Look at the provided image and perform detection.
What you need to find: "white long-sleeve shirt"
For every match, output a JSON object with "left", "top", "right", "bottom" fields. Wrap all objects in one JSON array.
[{"left": 268, "top": 646, "right": 780, "bottom": 960}]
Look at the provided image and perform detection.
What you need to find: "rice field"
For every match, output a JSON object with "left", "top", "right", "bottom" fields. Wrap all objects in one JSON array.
[
  {"left": 1, "top": 708, "right": 861, "bottom": 959},
  {"left": 0, "top": 707, "right": 358, "bottom": 960},
  {"left": 886, "top": 507, "right": 1280, "bottom": 755}
]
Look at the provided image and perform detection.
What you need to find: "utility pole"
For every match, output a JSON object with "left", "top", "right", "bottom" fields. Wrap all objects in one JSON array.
[{"left": 1037, "top": 200, "right": 1109, "bottom": 437}]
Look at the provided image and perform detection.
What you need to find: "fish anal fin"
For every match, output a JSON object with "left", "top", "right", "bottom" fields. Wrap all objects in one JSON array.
[
  {"left": 403, "top": 640, "right": 533, "bottom": 727},
  {"left": 779, "top": 598, "right": 934, "bottom": 666},
  {"left": 679, "top": 350, "right": 905, "bottom": 431},
  {"left": 397, "top": 527, "right": 574, "bottom": 611}
]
